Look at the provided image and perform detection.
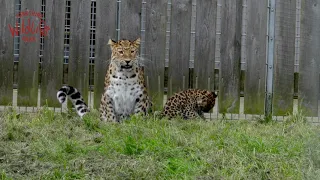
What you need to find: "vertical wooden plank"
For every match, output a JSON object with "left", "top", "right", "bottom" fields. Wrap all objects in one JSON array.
[
  {"left": 94, "top": 0, "right": 117, "bottom": 108},
  {"left": 193, "top": 0, "right": 216, "bottom": 90},
  {"left": 244, "top": 0, "right": 268, "bottom": 114},
  {"left": 144, "top": 0, "right": 167, "bottom": 110},
  {"left": 68, "top": 0, "right": 90, "bottom": 104},
  {"left": 40, "top": 0, "right": 65, "bottom": 107},
  {"left": 168, "top": 0, "right": 192, "bottom": 97},
  {"left": 17, "top": 0, "right": 40, "bottom": 106},
  {"left": 218, "top": 0, "right": 242, "bottom": 113},
  {"left": 272, "top": 0, "right": 296, "bottom": 115},
  {"left": 120, "top": 0, "right": 142, "bottom": 40},
  {"left": 0, "top": 0, "right": 14, "bottom": 105},
  {"left": 298, "top": 0, "right": 320, "bottom": 116}
]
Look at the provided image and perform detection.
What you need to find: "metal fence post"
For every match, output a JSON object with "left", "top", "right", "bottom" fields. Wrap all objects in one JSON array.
[
  {"left": 116, "top": 0, "right": 121, "bottom": 40},
  {"left": 265, "top": 0, "right": 275, "bottom": 119}
]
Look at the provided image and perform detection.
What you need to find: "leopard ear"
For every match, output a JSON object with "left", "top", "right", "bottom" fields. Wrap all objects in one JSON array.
[
  {"left": 108, "top": 39, "right": 116, "bottom": 46},
  {"left": 108, "top": 39, "right": 117, "bottom": 50},
  {"left": 212, "top": 91, "right": 218, "bottom": 98},
  {"left": 133, "top": 38, "right": 140, "bottom": 45}
]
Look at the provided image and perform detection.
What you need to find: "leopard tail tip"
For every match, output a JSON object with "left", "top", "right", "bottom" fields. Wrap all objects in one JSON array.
[{"left": 56, "top": 91, "right": 66, "bottom": 104}]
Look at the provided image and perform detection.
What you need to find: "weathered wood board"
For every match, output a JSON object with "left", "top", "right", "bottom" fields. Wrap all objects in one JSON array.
[
  {"left": 68, "top": 0, "right": 90, "bottom": 106},
  {"left": 244, "top": 0, "right": 268, "bottom": 114},
  {"left": 143, "top": 0, "right": 167, "bottom": 110},
  {"left": 168, "top": 0, "right": 192, "bottom": 97},
  {"left": 272, "top": 0, "right": 296, "bottom": 115},
  {"left": 219, "top": 0, "right": 242, "bottom": 113},
  {"left": 119, "top": 0, "right": 142, "bottom": 40},
  {"left": 193, "top": 0, "right": 216, "bottom": 91},
  {"left": 40, "top": 0, "right": 65, "bottom": 107},
  {"left": 0, "top": 0, "right": 14, "bottom": 105},
  {"left": 298, "top": 0, "right": 320, "bottom": 116},
  {"left": 94, "top": 0, "right": 117, "bottom": 108},
  {"left": 17, "top": 0, "right": 41, "bottom": 106}
]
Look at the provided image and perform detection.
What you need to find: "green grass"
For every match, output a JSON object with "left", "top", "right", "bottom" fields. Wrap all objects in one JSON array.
[{"left": 0, "top": 108, "right": 319, "bottom": 179}]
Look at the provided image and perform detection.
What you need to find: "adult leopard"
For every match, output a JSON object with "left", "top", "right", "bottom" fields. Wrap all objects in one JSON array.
[{"left": 57, "top": 38, "right": 152, "bottom": 122}]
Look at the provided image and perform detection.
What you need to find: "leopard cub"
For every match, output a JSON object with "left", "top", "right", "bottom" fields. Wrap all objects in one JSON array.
[{"left": 160, "top": 89, "right": 217, "bottom": 120}]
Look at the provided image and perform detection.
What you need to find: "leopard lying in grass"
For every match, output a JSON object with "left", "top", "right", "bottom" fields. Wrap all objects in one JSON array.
[
  {"left": 159, "top": 89, "right": 217, "bottom": 120},
  {"left": 57, "top": 38, "right": 152, "bottom": 122}
]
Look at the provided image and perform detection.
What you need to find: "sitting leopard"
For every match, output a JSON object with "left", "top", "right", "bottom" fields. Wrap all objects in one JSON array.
[
  {"left": 57, "top": 38, "right": 152, "bottom": 122},
  {"left": 160, "top": 89, "right": 217, "bottom": 120}
]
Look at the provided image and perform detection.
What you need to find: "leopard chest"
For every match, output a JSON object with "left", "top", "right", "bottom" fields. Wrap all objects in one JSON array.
[{"left": 106, "top": 72, "right": 142, "bottom": 116}]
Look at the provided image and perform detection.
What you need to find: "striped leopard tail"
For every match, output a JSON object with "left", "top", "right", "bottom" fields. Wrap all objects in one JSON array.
[{"left": 57, "top": 85, "right": 89, "bottom": 118}]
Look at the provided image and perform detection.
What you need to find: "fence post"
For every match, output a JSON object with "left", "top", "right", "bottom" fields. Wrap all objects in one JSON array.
[{"left": 265, "top": 0, "right": 276, "bottom": 119}]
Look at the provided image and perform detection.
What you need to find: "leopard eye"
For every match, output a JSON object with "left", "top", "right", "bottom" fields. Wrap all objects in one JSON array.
[
  {"left": 119, "top": 50, "right": 123, "bottom": 54},
  {"left": 131, "top": 50, "right": 135, "bottom": 54}
]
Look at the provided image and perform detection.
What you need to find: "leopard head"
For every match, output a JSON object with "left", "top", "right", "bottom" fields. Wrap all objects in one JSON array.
[
  {"left": 108, "top": 38, "right": 140, "bottom": 71},
  {"left": 196, "top": 90, "right": 218, "bottom": 112}
]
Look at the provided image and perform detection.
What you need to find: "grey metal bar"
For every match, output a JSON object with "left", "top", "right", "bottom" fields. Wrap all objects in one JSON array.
[
  {"left": 116, "top": 0, "right": 121, "bottom": 40},
  {"left": 265, "top": 0, "right": 276, "bottom": 118}
]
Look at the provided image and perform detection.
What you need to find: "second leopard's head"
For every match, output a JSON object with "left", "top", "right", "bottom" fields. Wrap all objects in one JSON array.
[
  {"left": 108, "top": 38, "right": 140, "bottom": 71},
  {"left": 196, "top": 90, "right": 218, "bottom": 113}
]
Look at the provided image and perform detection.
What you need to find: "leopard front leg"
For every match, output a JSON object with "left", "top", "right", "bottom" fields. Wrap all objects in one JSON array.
[
  {"left": 99, "top": 93, "right": 118, "bottom": 122},
  {"left": 133, "top": 96, "right": 149, "bottom": 116},
  {"left": 197, "top": 111, "right": 205, "bottom": 119},
  {"left": 182, "top": 110, "right": 203, "bottom": 120}
]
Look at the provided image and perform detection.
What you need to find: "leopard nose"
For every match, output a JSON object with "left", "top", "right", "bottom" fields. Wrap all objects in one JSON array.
[{"left": 125, "top": 60, "right": 130, "bottom": 64}]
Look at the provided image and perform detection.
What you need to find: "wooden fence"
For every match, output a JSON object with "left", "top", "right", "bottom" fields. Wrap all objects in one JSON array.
[{"left": 0, "top": 0, "right": 320, "bottom": 119}]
